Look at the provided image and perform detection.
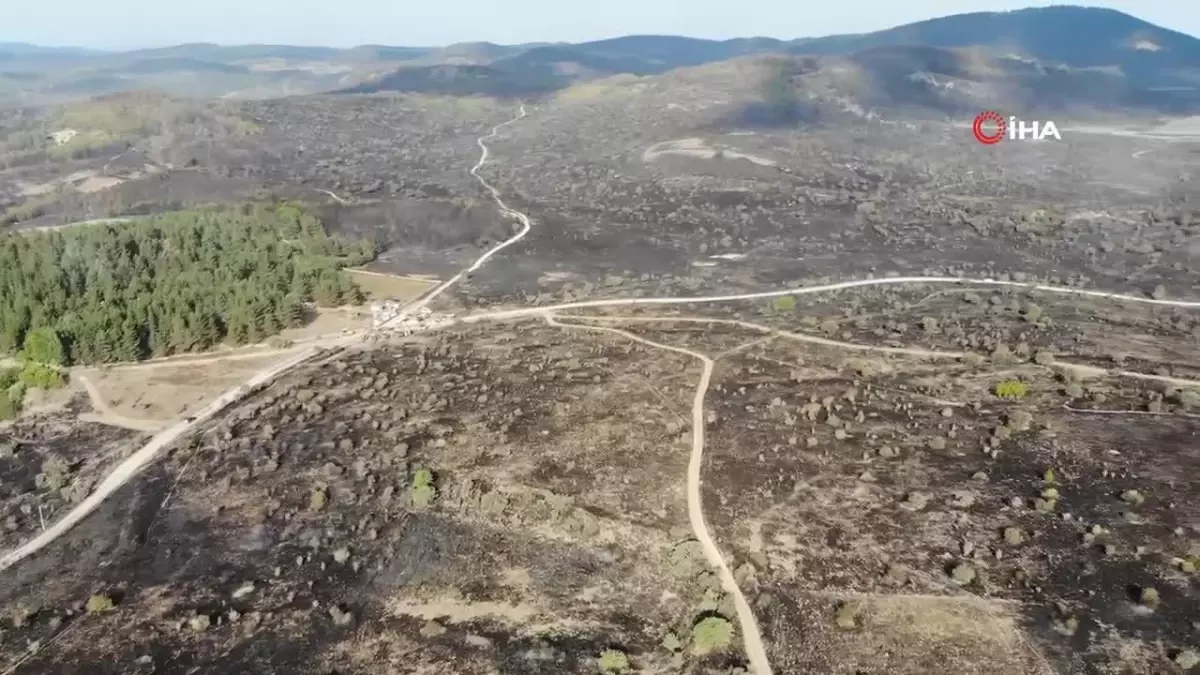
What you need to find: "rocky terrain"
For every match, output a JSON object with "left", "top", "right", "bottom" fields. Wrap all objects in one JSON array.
[
  {"left": 1, "top": 7, "right": 1199, "bottom": 674},
  {"left": 1, "top": 284, "right": 1197, "bottom": 673}
]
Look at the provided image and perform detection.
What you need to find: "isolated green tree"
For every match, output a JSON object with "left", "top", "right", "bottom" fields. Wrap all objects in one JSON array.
[{"left": 22, "top": 327, "right": 66, "bottom": 365}]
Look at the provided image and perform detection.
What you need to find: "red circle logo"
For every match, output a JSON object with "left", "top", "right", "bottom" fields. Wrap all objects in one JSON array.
[{"left": 973, "top": 111, "right": 1006, "bottom": 145}]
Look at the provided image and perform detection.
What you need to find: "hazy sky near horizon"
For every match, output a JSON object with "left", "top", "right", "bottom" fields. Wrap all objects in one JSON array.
[{"left": 3, "top": 0, "right": 1197, "bottom": 50}]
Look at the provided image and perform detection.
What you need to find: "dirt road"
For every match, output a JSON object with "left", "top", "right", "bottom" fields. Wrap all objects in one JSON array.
[
  {"left": 0, "top": 105, "right": 536, "bottom": 572},
  {"left": 75, "top": 373, "right": 169, "bottom": 433},
  {"left": 569, "top": 314, "right": 1200, "bottom": 390},
  {"left": 7, "top": 102, "right": 1200, "bottom": 674},
  {"left": 546, "top": 314, "right": 775, "bottom": 674},
  {"left": 0, "top": 346, "right": 327, "bottom": 572},
  {"left": 471, "top": 276, "right": 1200, "bottom": 325},
  {"left": 397, "top": 104, "right": 531, "bottom": 319},
  {"left": 320, "top": 189, "right": 350, "bottom": 205}
]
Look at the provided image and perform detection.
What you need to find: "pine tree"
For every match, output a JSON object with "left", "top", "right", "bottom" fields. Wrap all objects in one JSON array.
[
  {"left": 116, "top": 318, "right": 144, "bottom": 362},
  {"left": 0, "top": 206, "right": 375, "bottom": 364},
  {"left": 312, "top": 275, "right": 341, "bottom": 307},
  {"left": 340, "top": 278, "right": 365, "bottom": 305},
  {"left": 167, "top": 312, "right": 192, "bottom": 355},
  {"left": 227, "top": 315, "right": 249, "bottom": 345},
  {"left": 0, "top": 303, "right": 31, "bottom": 354},
  {"left": 192, "top": 311, "right": 220, "bottom": 348},
  {"left": 277, "top": 295, "right": 306, "bottom": 328}
]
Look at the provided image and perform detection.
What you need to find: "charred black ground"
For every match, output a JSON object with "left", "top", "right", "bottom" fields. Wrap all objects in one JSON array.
[{"left": 1, "top": 31, "right": 1199, "bottom": 675}]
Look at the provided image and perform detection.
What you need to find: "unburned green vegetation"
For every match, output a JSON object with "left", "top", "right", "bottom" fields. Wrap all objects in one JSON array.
[
  {"left": 0, "top": 361, "right": 67, "bottom": 420},
  {"left": 0, "top": 203, "right": 376, "bottom": 366},
  {"left": 0, "top": 367, "right": 21, "bottom": 420}
]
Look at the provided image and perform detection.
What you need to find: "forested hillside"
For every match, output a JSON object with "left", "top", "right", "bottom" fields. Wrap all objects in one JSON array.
[{"left": 0, "top": 204, "right": 376, "bottom": 366}]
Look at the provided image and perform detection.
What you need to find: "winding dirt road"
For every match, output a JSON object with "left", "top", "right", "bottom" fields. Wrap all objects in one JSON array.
[
  {"left": 546, "top": 313, "right": 775, "bottom": 674},
  {"left": 7, "top": 102, "right": 1200, "bottom": 674},
  {"left": 564, "top": 313, "right": 1200, "bottom": 389},
  {"left": 399, "top": 104, "right": 531, "bottom": 318},
  {"left": 319, "top": 189, "right": 350, "bottom": 205},
  {"left": 0, "top": 106, "right": 537, "bottom": 573}
]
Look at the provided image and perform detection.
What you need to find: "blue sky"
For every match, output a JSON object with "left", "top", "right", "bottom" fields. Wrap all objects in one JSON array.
[{"left": 3, "top": 0, "right": 1197, "bottom": 50}]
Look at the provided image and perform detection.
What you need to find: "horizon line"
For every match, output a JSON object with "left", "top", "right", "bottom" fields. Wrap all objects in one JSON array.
[{"left": 5, "top": 5, "right": 1195, "bottom": 53}]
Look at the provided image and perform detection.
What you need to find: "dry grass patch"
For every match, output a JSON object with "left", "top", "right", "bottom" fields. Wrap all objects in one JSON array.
[
  {"left": 82, "top": 354, "right": 287, "bottom": 421},
  {"left": 280, "top": 306, "right": 369, "bottom": 339},
  {"left": 346, "top": 269, "right": 437, "bottom": 302},
  {"left": 641, "top": 137, "right": 776, "bottom": 166},
  {"left": 828, "top": 595, "right": 1053, "bottom": 674},
  {"left": 390, "top": 594, "right": 542, "bottom": 625}
]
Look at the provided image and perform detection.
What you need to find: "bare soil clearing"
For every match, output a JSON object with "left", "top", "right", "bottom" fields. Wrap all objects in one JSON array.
[
  {"left": 76, "top": 353, "right": 308, "bottom": 423},
  {"left": 77, "top": 373, "right": 171, "bottom": 433},
  {"left": 346, "top": 269, "right": 438, "bottom": 302},
  {"left": 643, "top": 137, "right": 777, "bottom": 166}
]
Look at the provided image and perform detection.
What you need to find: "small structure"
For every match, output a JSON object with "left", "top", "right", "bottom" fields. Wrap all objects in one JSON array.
[
  {"left": 369, "top": 300, "right": 407, "bottom": 328},
  {"left": 371, "top": 305, "right": 454, "bottom": 337}
]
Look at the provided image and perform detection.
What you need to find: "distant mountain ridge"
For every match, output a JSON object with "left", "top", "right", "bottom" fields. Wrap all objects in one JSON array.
[
  {"left": 787, "top": 6, "right": 1200, "bottom": 88},
  {"left": 337, "top": 6, "right": 1200, "bottom": 106},
  {"left": 2, "top": 5, "right": 1198, "bottom": 108}
]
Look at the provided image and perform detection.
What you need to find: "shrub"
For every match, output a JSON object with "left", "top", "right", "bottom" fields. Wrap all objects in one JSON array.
[
  {"left": 994, "top": 379, "right": 1029, "bottom": 400},
  {"left": 597, "top": 649, "right": 630, "bottom": 673},
  {"left": 41, "top": 453, "right": 72, "bottom": 491},
  {"left": 991, "top": 344, "right": 1018, "bottom": 365},
  {"left": 19, "top": 363, "right": 66, "bottom": 390},
  {"left": 772, "top": 296, "right": 796, "bottom": 312},
  {"left": 1005, "top": 410, "right": 1034, "bottom": 432},
  {"left": 309, "top": 485, "right": 329, "bottom": 511},
  {"left": 1138, "top": 587, "right": 1160, "bottom": 608},
  {"left": 961, "top": 352, "right": 986, "bottom": 367},
  {"left": 691, "top": 616, "right": 734, "bottom": 655},
  {"left": 22, "top": 328, "right": 67, "bottom": 366},
  {"left": 1033, "top": 350, "right": 1056, "bottom": 365},
  {"left": 0, "top": 367, "right": 19, "bottom": 392},
  {"left": 1176, "top": 389, "right": 1200, "bottom": 409},
  {"left": 86, "top": 593, "right": 115, "bottom": 614},
  {"left": 835, "top": 602, "right": 860, "bottom": 629},
  {"left": 10, "top": 605, "right": 34, "bottom": 627},
  {"left": 411, "top": 467, "right": 437, "bottom": 508}
]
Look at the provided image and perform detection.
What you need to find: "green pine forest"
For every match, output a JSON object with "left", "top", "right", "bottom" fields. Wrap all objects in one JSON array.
[{"left": 0, "top": 203, "right": 376, "bottom": 374}]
